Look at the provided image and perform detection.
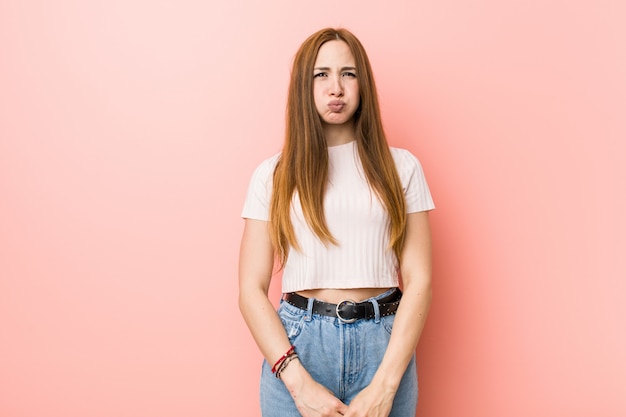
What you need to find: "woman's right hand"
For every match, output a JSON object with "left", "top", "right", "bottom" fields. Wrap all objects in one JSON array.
[
  {"left": 239, "top": 219, "right": 346, "bottom": 415},
  {"left": 281, "top": 359, "right": 348, "bottom": 416}
]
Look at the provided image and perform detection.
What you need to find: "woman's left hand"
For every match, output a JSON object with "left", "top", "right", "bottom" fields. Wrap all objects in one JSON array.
[{"left": 342, "top": 383, "right": 396, "bottom": 417}]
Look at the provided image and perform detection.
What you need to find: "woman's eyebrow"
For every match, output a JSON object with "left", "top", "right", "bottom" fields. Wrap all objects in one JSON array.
[{"left": 313, "top": 66, "right": 357, "bottom": 71}]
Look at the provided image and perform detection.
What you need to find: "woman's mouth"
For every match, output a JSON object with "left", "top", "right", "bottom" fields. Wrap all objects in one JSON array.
[{"left": 328, "top": 100, "right": 345, "bottom": 112}]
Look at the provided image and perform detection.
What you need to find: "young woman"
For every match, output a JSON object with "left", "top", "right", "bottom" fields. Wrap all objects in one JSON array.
[{"left": 239, "top": 28, "right": 434, "bottom": 417}]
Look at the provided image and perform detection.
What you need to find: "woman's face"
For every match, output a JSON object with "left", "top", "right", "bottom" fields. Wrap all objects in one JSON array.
[{"left": 312, "top": 40, "right": 360, "bottom": 126}]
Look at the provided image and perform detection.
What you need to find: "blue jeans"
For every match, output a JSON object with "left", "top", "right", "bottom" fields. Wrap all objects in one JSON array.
[{"left": 260, "top": 288, "right": 418, "bottom": 416}]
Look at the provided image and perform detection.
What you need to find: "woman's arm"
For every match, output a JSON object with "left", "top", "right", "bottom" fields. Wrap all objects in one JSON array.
[
  {"left": 238, "top": 219, "right": 348, "bottom": 416},
  {"left": 238, "top": 218, "right": 291, "bottom": 368},
  {"left": 345, "top": 211, "right": 432, "bottom": 417}
]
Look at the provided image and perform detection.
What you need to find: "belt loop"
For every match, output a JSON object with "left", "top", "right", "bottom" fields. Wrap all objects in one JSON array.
[
  {"left": 370, "top": 297, "right": 381, "bottom": 323},
  {"left": 305, "top": 296, "right": 314, "bottom": 322}
]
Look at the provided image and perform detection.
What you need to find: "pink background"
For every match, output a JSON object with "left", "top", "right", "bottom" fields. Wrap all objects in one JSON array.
[{"left": 1, "top": 1, "right": 624, "bottom": 416}]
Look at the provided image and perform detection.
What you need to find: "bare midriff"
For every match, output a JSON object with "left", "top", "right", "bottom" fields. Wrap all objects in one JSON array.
[{"left": 295, "top": 287, "right": 394, "bottom": 304}]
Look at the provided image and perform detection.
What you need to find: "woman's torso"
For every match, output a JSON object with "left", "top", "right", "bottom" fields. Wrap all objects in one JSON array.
[{"left": 295, "top": 287, "right": 393, "bottom": 304}]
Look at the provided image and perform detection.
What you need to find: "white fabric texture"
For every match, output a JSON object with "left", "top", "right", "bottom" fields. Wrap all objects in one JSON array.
[{"left": 241, "top": 140, "right": 435, "bottom": 292}]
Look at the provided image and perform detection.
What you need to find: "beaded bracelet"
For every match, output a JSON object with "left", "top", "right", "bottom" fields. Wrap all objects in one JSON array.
[
  {"left": 275, "top": 353, "right": 298, "bottom": 380},
  {"left": 271, "top": 345, "right": 295, "bottom": 374}
]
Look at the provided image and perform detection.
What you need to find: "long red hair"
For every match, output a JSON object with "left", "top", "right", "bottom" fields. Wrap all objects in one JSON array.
[{"left": 270, "top": 28, "right": 407, "bottom": 267}]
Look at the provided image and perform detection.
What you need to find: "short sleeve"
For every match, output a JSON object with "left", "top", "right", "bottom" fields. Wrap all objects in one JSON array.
[
  {"left": 241, "top": 154, "right": 280, "bottom": 221},
  {"left": 391, "top": 148, "right": 435, "bottom": 213}
]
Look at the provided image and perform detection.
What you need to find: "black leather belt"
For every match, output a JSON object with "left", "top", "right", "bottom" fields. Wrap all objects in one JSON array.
[{"left": 283, "top": 288, "right": 402, "bottom": 323}]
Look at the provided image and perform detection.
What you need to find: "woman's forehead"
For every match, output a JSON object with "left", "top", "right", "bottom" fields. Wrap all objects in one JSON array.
[{"left": 314, "top": 40, "right": 355, "bottom": 67}]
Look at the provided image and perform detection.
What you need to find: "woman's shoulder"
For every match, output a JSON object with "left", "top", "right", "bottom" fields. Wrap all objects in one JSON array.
[
  {"left": 389, "top": 146, "right": 424, "bottom": 172},
  {"left": 258, "top": 151, "right": 282, "bottom": 167},
  {"left": 250, "top": 152, "right": 281, "bottom": 177}
]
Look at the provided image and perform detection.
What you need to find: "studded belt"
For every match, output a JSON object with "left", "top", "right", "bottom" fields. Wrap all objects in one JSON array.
[{"left": 283, "top": 288, "right": 402, "bottom": 323}]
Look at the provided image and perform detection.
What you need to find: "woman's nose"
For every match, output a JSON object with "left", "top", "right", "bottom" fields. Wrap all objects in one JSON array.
[{"left": 329, "top": 76, "right": 343, "bottom": 96}]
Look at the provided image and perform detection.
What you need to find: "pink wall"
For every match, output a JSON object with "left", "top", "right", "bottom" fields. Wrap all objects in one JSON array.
[{"left": 1, "top": 1, "right": 624, "bottom": 416}]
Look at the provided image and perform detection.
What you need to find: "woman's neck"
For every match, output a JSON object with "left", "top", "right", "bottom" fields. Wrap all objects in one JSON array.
[{"left": 323, "top": 121, "right": 356, "bottom": 147}]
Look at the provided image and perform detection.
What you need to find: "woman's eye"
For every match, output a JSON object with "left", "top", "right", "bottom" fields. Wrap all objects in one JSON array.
[
  {"left": 342, "top": 72, "right": 356, "bottom": 78},
  {"left": 314, "top": 72, "right": 327, "bottom": 78}
]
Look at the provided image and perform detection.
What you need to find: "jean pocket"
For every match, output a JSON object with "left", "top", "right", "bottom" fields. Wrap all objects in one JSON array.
[
  {"left": 277, "top": 302, "right": 307, "bottom": 342},
  {"left": 380, "top": 313, "right": 396, "bottom": 335}
]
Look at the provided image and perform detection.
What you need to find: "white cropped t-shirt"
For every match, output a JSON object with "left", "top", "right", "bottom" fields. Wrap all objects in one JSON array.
[{"left": 241, "top": 140, "right": 435, "bottom": 293}]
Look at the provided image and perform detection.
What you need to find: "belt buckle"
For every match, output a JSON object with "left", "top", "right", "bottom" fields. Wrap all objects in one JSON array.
[{"left": 336, "top": 299, "right": 357, "bottom": 323}]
